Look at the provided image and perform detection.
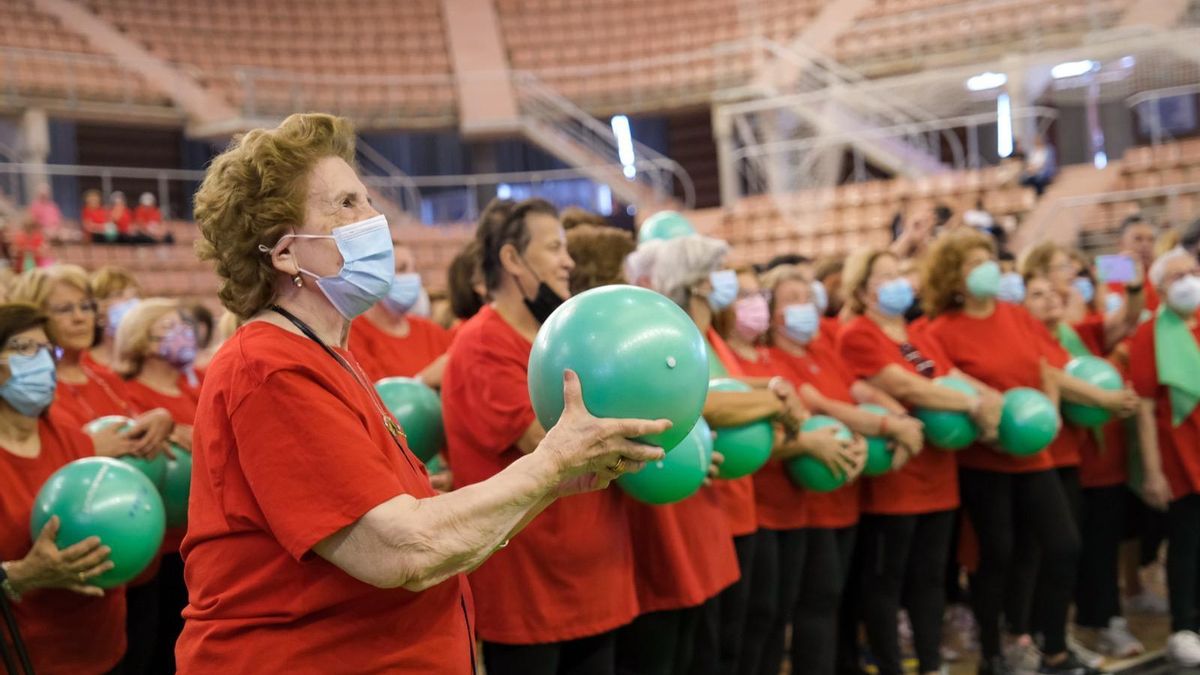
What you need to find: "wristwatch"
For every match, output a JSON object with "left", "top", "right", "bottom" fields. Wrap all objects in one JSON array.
[
  {"left": 0, "top": 561, "right": 21, "bottom": 602},
  {"left": 1125, "top": 283, "right": 1144, "bottom": 294}
]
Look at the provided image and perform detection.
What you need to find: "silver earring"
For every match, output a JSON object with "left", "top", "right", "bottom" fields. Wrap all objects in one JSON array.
[{"left": 292, "top": 274, "right": 303, "bottom": 288}]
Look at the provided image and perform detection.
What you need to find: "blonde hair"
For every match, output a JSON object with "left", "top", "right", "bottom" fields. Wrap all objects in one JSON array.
[
  {"left": 762, "top": 264, "right": 810, "bottom": 347},
  {"left": 9, "top": 264, "right": 92, "bottom": 310},
  {"left": 194, "top": 113, "right": 357, "bottom": 319},
  {"left": 114, "top": 298, "right": 180, "bottom": 378},
  {"left": 91, "top": 266, "right": 142, "bottom": 301},
  {"left": 1018, "top": 241, "right": 1062, "bottom": 282},
  {"left": 842, "top": 248, "right": 894, "bottom": 315},
  {"left": 920, "top": 229, "right": 996, "bottom": 317}
]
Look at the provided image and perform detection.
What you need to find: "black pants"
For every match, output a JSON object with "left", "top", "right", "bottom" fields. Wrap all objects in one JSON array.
[
  {"left": 1009, "top": 467, "right": 1084, "bottom": 640},
  {"left": 739, "top": 528, "right": 804, "bottom": 675},
  {"left": 1075, "top": 485, "right": 1129, "bottom": 628},
  {"left": 616, "top": 606, "right": 703, "bottom": 675},
  {"left": 487, "top": 630, "right": 618, "bottom": 675},
  {"left": 690, "top": 533, "right": 755, "bottom": 675},
  {"left": 959, "top": 468, "right": 1080, "bottom": 659},
  {"left": 152, "top": 553, "right": 188, "bottom": 673},
  {"left": 1168, "top": 494, "right": 1200, "bottom": 633},
  {"left": 119, "top": 574, "right": 160, "bottom": 674},
  {"left": 858, "top": 510, "right": 955, "bottom": 675}
]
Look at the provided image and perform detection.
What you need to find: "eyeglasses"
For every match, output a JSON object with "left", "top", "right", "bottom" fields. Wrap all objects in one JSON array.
[
  {"left": 2, "top": 340, "right": 52, "bottom": 358},
  {"left": 46, "top": 300, "right": 97, "bottom": 317}
]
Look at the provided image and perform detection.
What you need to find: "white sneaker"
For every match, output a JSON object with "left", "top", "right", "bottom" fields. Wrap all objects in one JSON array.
[
  {"left": 1166, "top": 630, "right": 1200, "bottom": 667},
  {"left": 1124, "top": 590, "right": 1169, "bottom": 615},
  {"left": 1096, "top": 617, "right": 1144, "bottom": 658},
  {"left": 1064, "top": 635, "right": 1105, "bottom": 669}
]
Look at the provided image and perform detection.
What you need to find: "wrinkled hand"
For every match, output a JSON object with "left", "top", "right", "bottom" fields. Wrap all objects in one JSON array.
[
  {"left": 889, "top": 443, "right": 913, "bottom": 471},
  {"left": 88, "top": 423, "right": 137, "bottom": 458},
  {"left": 542, "top": 370, "right": 670, "bottom": 497},
  {"left": 1106, "top": 389, "right": 1141, "bottom": 418},
  {"left": 703, "top": 450, "right": 724, "bottom": 486},
  {"left": 1143, "top": 470, "right": 1171, "bottom": 512},
  {"left": 802, "top": 427, "right": 860, "bottom": 479},
  {"left": 7, "top": 517, "right": 112, "bottom": 597},
  {"left": 888, "top": 415, "right": 924, "bottom": 456}
]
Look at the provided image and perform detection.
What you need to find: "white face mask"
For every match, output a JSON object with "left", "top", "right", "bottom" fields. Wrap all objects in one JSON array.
[{"left": 1167, "top": 275, "right": 1200, "bottom": 315}]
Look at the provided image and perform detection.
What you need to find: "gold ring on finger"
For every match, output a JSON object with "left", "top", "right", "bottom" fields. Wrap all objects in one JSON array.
[{"left": 607, "top": 457, "right": 626, "bottom": 474}]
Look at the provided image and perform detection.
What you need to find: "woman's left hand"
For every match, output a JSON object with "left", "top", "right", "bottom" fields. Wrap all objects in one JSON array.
[
  {"left": 126, "top": 408, "right": 175, "bottom": 457},
  {"left": 1106, "top": 388, "right": 1141, "bottom": 418},
  {"left": 169, "top": 424, "right": 194, "bottom": 453}
]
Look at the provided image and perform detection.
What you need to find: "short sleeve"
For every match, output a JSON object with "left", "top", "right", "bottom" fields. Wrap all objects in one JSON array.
[
  {"left": 451, "top": 339, "right": 536, "bottom": 454},
  {"left": 1128, "top": 322, "right": 1159, "bottom": 399},
  {"left": 837, "top": 323, "right": 896, "bottom": 379},
  {"left": 231, "top": 369, "right": 405, "bottom": 560},
  {"left": 1073, "top": 316, "right": 1107, "bottom": 356}
]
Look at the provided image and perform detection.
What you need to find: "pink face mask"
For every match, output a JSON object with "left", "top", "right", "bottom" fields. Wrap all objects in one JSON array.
[{"left": 733, "top": 294, "right": 770, "bottom": 341}]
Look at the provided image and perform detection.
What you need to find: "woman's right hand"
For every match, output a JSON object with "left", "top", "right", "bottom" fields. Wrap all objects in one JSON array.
[
  {"left": 88, "top": 424, "right": 138, "bottom": 458},
  {"left": 1143, "top": 469, "right": 1172, "bottom": 512},
  {"left": 6, "top": 516, "right": 113, "bottom": 597},
  {"left": 800, "top": 427, "right": 862, "bottom": 479},
  {"left": 541, "top": 370, "right": 670, "bottom": 497},
  {"left": 970, "top": 390, "right": 1004, "bottom": 442}
]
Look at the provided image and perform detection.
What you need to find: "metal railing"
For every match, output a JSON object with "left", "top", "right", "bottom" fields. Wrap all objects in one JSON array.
[
  {"left": 354, "top": 139, "right": 422, "bottom": 222},
  {"left": 1035, "top": 182, "right": 1200, "bottom": 249},
  {"left": 512, "top": 71, "right": 696, "bottom": 208}
]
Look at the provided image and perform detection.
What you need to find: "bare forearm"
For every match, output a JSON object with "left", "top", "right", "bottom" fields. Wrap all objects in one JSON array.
[
  {"left": 871, "top": 369, "right": 973, "bottom": 411},
  {"left": 315, "top": 450, "right": 562, "bottom": 591},
  {"left": 1137, "top": 400, "right": 1163, "bottom": 476},
  {"left": 850, "top": 380, "right": 907, "bottom": 414},
  {"left": 1056, "top": 369, "right": 1111, "bottom": 407},
  {"left": 703, "top": 390, "right": 781, "bottom": 428},
  {"left": 416, "top": 354, "right": 448, "bottom": 389}
]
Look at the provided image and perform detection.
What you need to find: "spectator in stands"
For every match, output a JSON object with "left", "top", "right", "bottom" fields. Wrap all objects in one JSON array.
[
  {"left": 9, "top": 215, "right": 48, "bottom": 272},
  {"left": 27, "top": 183, "right": 66, "bottom": 243},
  {"left": 81, "top": 189, "right": 116, "bottom": 243},
  {"left": 90, "top": 265, "right": 143, "bottom": 373},
  {"left": 109, "top": 192, "right": 133, "bottom": 239},
  {"left": 561, "top": 206, "right": 612, "bottom": 231},
  {"left": 133, "top": 192, "right": 174, "bottom": 244},
  {"left": 1020, "top": 135, "right": 1058, "bottom": 197}
]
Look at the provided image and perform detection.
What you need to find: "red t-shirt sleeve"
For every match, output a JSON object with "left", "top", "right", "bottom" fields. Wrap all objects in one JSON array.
[
  {"left": 1128, "top": 322, "right": 1158, "bottom": 399},
  {"left": 454, "top": 340, "right": 536, "bottom": 454},
  {"left": 837, "top": 322, "right": 894, "bottom": 379},
  {"left": 1073, "top": 316, "right": 1107, "bottom": 356},
  {"left": 1017, "top": 306, "right": 1069, "bottom": 368},
  {"left": 230, "top": 369, "right": 406, "bottom": 560}
]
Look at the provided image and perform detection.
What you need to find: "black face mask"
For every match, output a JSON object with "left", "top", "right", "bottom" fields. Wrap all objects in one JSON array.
[
  {"left": 903, "top": 301, "right": 924, "bottom": 323},
  {"left": 524, "top": 281, "right": 566, "bottom": 325}
]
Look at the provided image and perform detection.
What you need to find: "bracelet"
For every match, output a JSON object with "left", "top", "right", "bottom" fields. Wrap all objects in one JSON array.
[
  {"left": 0, "top": 562, "right": 22, "bottom": 603},
  {"left": 1125, "top": 284, "right": 1144, "bottom": 294}
]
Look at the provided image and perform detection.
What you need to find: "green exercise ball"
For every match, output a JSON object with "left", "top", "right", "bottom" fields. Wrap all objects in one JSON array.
[
  {"left": 914, "top": 376, "right": 979, "bottom": 451},
  {"left": 998, "top": 387, "right": 1061, "bottom": 456},
  {"left": 787, "top": 415, "right": 852, "bottom": 492},
  {"left": 618, "top": 417, "right": 713, "bottom": 505},
  {"left": 425, "top": 454, "right": 446, "bottom": 475},
  {"left": 30, "top": 457, "right": 165, "bottom": 588},
  {"left": 528, "top": 285, "right": 708, "bottom": 452},
  {"left": 637, "top": 211, "right": 696, "bottom": 243},
  {"left": 84, "top": 415, "right": 168, "bottom": 489},
  {"left": 859, "top": 403, "right": 894, "bottom": 477},
  {"left": 375, "top": 377, "right": 444, "bottom": 463},
  {"left": 162, "top": 443, "right": 191, "bottom": 528},
  {"left": 1062, "top": 355, "right": 1123, "bottom": 428},
  {"left": 708, "top": 379, "right": 774, "bottom": 478}
]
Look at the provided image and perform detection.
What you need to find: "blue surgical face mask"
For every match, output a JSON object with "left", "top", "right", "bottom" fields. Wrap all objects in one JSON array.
[
  {"left": 382, "top": 273, "right": 423, "bottom": 315},
  {"left": 811, "top": 280, "right": 829, "bottom": 314},
  {"left": 410, "top": 288, "right": 432, "bottom": 318},
  {"left": 876, "top": 278, "right": 914, "bottom": 316},
  {"left": 1073, "top": 277, "right": 1096, "bottom": 304},
  {"left": 783, "top": 303, "right": 820, "bottom": 344},
  {"left": 265, "top": 214, "right": 396, "bottom": 319},
  {"left": 1105, "top": 292, "right": 1124, "bottom": 316},
  {"left": 997, "top": 272, "right": 1026, "bottom": 303},
  {"left": 0, "top": 349, "right": 56, "bottom": 416},
  {"left": 707, "top": 269, "right": 739, "bottom": 311},
  {"left": 106, "top": 297, "right": 138, "bottom": 338},
  {"left": 966, "top": 260, "right": 1001, "bottom": 299}
]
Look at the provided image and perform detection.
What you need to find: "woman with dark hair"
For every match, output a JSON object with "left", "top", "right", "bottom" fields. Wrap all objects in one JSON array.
[
  {"left": 0, "top": 302, "right": 126, "bottom": 675},
  {"left": 442, "top": 197, "right": 662, "bottom": 675},
  {"left": 446, "top": 240, "right": 486, "bottom": 332}
]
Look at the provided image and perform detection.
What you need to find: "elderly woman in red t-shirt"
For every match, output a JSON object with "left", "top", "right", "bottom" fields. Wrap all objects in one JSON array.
[
  {"left": 1130, "top": 248, "right": 1200, "bottom": 667},
  {"left": 835, "top": 247, "right": 1003, "bottom": 675},
  {"left": 920, "top": 229, "right": 1136, "bottom": 674},
  {"left": 179, "top": 114, "right": 666, "bottom": 675},
  {"left": 0, "top": 302, "right": 126, "bottom": 675}
]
